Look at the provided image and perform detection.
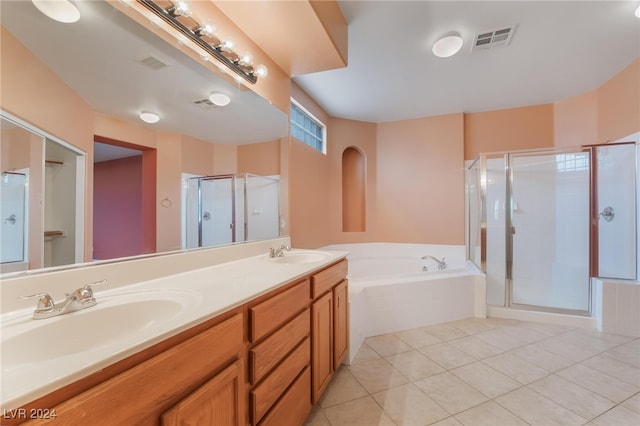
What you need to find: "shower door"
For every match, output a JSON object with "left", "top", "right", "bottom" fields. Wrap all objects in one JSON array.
[
  {"left": 594, "top": 143, "right": 636, "bottom": 279},
  {"left": 508, "top": 149, "right": 591, "bottom": 314},
  {"left": 200, "top": 176, "right": 236, "bottom": 247},
  {"left": 1, "top": 172, "right": 27, "bottom": 263}
]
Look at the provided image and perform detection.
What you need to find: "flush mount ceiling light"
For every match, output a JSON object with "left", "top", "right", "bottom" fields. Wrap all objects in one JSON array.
[
  {"left": 139, "top": 111, "right": 160, "bottom": 124},
  {"left": 139, "top": 0, "right": 268, "bottom": 85},
  {"left": 209, "top": 93, "right": 231, "bottom": 106},
  {"left": 32, "top": 0, "right": 80, "bottom": 23},
  {"left": 432, "top": 31, "right": 464, "bottom": 58},
  {"left": 636, "top": 4, "right": 640, "bottom": 18}
]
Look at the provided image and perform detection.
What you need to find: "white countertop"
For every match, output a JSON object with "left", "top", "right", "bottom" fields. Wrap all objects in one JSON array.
[{"left": 0, "top": 249, "right": 347, "bottom": 410}]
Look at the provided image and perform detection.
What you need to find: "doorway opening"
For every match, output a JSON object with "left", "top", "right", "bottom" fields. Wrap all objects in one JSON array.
[{"left": 93, "top": 136, "right": 156, "bottom": 260}]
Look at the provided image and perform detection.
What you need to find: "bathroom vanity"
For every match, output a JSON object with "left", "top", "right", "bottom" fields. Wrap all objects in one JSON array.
[{"left": 0, "top": 241, "right": 348, "bottom": 425}]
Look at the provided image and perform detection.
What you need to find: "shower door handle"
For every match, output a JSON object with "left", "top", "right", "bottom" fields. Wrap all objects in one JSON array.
[
  {"left": 510, "top": 226, "right": 516, "bottom": 235},
  {"left": 599, "top": 206, "right": 615, "bottom": 222}
]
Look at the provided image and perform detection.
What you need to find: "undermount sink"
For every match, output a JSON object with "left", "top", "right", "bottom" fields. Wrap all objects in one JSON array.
[
  {"left": 268, "top": 250, "right": 333, "bottom": 264},
  {"left": 2, "top": 290, "right": 201, "bottom": 365}
]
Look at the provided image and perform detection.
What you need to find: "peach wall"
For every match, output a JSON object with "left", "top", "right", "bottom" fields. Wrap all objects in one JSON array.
[
  {"left": 1, "top": 127, "right": 33, "bottom": 172},
  {"left": 326, "top": 118, "right": 378, "bottom": 244},
  {"left": 554, "top": 90, "right": 599, "bottom": 148},
  {"left": 238, "top": 140, "right": 281, "bottom": 176},
  {"left": 181, "top": 135, "right": 215, "bottom": 176},
  {"left": 341, "top": 147, "right": 366, "bottom": 232},
  {"left": 213, "top": 144, "right": 238, "bottom": 175},
  {"left": 377, "top": 113, "right": 465, "bottom": 244},
  {"left": 597, "top": 58, "right": 640, "bottom": 143},
  {"left": 464, "top": 104, "right": 555, "bottom": 160},
  {"left": 289, "top": 139, "right": 331, "bottom": 248},
  {"left": 156, "top": 132, "right": 182, "bottom": 252}
]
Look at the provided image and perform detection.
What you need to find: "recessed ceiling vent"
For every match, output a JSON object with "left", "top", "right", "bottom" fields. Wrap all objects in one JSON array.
[
  {"left": 193, "top": 98, "right": 216, "bottom": 109},
  {"left": 136, "top": 54, "right": 169, "bottom": 70},
  {"left": 472, "top": 26, "right": 516, "bottom": 52}
]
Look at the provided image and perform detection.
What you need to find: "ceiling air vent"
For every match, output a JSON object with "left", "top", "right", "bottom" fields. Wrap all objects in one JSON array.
[
  {"left": 193, "top": 98, "right": 216, "bottom": 109},
  {"left": 472, "top": 26, "right": 516, "bottom": 52},
  {"left": 136, "top": 54, "right": 169, "bottom": 70}
]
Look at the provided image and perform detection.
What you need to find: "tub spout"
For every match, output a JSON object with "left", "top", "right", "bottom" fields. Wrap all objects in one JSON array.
[{"left": 422, "top": 255, "right": 447, "bottom": 270}]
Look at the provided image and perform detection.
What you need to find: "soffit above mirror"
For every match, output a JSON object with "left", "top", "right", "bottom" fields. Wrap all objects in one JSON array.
[
  {"left": 214, "top": 0, "right": 348, "bottom": 77},
  {"left": 0, "top": 0, "right": 288, "bottom": 145}
]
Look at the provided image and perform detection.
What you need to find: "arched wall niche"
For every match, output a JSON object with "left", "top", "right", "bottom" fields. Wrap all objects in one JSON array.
[{"left": 342, "top": 146, "right": 366, "bottom": 232}]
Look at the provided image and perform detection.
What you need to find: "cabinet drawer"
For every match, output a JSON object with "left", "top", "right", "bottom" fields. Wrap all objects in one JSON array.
[
  {"left": 250, "top": 309, "right": 309, "bottom": 384},
  {"left": 311, "top": 260, "right": 347, "bottom": 298},
  {"left": 35, "top": 313, "right": 244, "bottom": 425},
  {"left": 258, "top": 366, "right": 312, "bottom": 426},
  {"left": 249, "top": 279, "right": 310, "bottom": 342},
  {"left": 250, "top": 338, "right": 310, "bottom": 424}
]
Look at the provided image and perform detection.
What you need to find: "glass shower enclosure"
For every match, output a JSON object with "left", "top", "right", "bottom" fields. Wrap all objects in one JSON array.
[
  {"left": 184, "top": 173, "right": 280, "bottom": 249},
  {"left": 1, "top": 172, "right": 27, "bottom": 264},
  {"left": 467, "top": 143, "right": 637, "bottom": 315}
]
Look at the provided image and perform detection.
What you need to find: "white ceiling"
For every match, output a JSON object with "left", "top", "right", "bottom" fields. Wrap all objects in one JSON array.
[
  {"left": 1, "top": 0, "right": 288, "bottom": 145},
  {"left": 294, "top": 1, "right": 640, "bottom": 123}
]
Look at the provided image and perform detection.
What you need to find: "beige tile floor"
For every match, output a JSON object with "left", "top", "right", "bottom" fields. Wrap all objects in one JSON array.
[{"left": 305, "top": 318, "right": 640, "bottom": 426}]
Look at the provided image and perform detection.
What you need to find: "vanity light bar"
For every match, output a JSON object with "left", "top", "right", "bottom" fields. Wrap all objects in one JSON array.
[{"left": 138, "top": 0, "right": 260, "bottom": 84}]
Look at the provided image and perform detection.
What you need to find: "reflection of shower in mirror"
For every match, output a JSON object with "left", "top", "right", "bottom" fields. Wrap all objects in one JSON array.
[
  {"left": 1, "top": 171, "right": 28, "bottom": 272},
  {"left": 181, "top": 173, "right": 280, "bottom": 249}
]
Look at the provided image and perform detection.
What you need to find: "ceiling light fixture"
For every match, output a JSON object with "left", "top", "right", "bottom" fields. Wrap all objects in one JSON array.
[
  {"left": 432, "top": 31, "right": 464, "bottom": 58},
  {"left": 32, "top": 0, "right": 80, "bottom": 23},
  {"left": 635, "top": 4, "right": 640, "bottom": 18},
  {"left": 209, "top": 93, "right": 231, "bottom": 106},
  {"left": 138, "top": 0, "right": 268, "bottom": 85},
  {"left": 139, "top": 111, "right": 160, "bottom": 123}
]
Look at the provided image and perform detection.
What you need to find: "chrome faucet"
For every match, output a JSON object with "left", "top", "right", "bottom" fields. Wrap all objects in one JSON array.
[
  {"left": 19, "top": 279, "right": 107, "bottom": 320},
  {"left": 422, "top": 255, "right": 447, "bottom": 271},
  {"left": 269, "top": 244, "right": 291, "bottom": 258}
]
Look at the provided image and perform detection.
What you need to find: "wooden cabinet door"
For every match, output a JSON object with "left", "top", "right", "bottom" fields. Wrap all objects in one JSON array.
[
  {"left": 162, "top": 360, "right": 244, "bottom": 426},
  {"left": 311, "top": 292, "right": 333, "bottom": 403},
  {"left": 333, "top": 280, "right": 349, "bottom": 368}
]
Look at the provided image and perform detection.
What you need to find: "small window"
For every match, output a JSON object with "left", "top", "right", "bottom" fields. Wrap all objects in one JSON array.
[{"left": 290, "top": 99, "right": 326, "bottom": 154}]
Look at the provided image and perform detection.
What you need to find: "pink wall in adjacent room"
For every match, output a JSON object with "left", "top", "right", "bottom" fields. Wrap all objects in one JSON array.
[{"left": 93, "top": 156, "right": 143, "bottom": 260}]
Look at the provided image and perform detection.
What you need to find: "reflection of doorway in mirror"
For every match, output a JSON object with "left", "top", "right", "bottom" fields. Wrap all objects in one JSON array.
[
  {"left": 44, "top": 139, "right": 85, "bottom": 268},
  {"left": 93, "top": 139, "right": 155, "bottom": 260},
  {"left": 1, "top": 170, "right": 29, "bottom": 271}
]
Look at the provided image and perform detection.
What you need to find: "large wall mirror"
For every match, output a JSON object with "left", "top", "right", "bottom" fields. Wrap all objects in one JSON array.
[{"left": 0, "top": 0, "right": 289, "bottom": 278}]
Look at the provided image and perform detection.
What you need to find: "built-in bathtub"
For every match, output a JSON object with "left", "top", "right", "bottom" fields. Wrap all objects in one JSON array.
[{"left": 322, "top": 243, "right": 486, "bottom": 363}]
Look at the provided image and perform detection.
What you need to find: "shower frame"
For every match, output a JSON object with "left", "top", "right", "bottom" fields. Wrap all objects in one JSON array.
[
  {"left": 467, "top": 142, "right": 638, "bottom": 316},
  {"left": 189, "top": 173, "right": 281, "bottom": 248}
]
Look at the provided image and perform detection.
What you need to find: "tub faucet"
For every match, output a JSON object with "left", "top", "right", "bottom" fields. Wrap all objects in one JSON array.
[
  {"left": 269, "top": 244, "right": 291, "bottom": 258},
  {"left": 19, "top": 279, "right": 107, "bottom": 320},
  {"left": 422, "top": 255, "right": 447, "bottom": 270}
]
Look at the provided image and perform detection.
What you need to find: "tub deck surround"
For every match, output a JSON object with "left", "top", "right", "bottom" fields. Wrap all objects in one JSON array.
[
  {"left": 323, "top": 243, "right": 486, "bottom": 364},
  {"left": 0, "top": 245, "right": 347, "bottom": 411}
]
